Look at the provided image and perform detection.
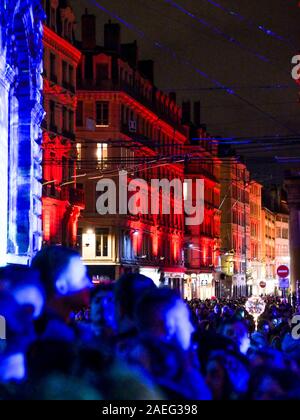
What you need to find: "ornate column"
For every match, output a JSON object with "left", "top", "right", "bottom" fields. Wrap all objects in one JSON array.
[{"left": 0, "top": 56, "right": 15, "bottom": 266}]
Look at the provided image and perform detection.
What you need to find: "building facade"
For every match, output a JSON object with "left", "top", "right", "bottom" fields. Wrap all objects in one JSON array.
[
  {"left": 263, "top": 186, "right": 290, "bottom": 294},
  {"left": 285, "top": 173, "right": 300, "bottom": 294},
  {"left": 76, "top": 15, "right": 188, "bottom": 291},
  {"left": 261, "top": 207, "right": 277, "bottom": 294},
  {"left": 184, "top": 122, "right": 221, "bottom": 300},
  {"left": 275, "top": 213, "right": 290, "bottom": 282},
  {"left": 248, "top": 181, "right": 263, "bottom": 296},
  {"left": 42, "top": 0, "right": 84, "bottom": 247},
  {"left": 220, "top": 157, "right": 251, "bottom": 297},
  {"left": 0, "top": 0, "right": 44, "bottom": 266}
]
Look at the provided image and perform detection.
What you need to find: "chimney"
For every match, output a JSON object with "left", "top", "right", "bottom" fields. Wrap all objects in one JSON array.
[
  {"left": 138, "top": 60, "right": 154, "bottom": 83},
  {"left": 169, "top": 92, "right": 177, "bottom": 103},
  {"left": 104, "top": 20, "right": 121, "bottom": 53},
  {"left": 194, "top": 101, "right": 201, "bottom": 127},
  {"left": 82, "top": 9, "right": 96, "bottom": 50},
  {"left": 121, "top": 41, "right": 138, "bottom": 68},
  {"left": 181, "top": 101, "right": 191, "bottom": 125}
]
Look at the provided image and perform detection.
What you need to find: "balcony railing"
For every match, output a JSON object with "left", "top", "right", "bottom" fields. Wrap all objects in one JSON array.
[
  {"left": 43, "top": 184, "right": 61, "bottom": 200},
  {"left": 43, "top": 185, "right": 84, "bottom": 208},
  {"left": 77, "top": 79, "right": 186, "bottom": 135},
  {"left": 62, "top": 130, "right": 76, "bottom": 141},
  {"left": 49, "top": 124, "right": 58, "bottom": 134},
  {"left": 50, "top": 74, "right": 58, "bottom": 84},
  {"left": 69, "top": 188, "right": 85, "bottom": 207},
  {"left": 62, "top": 81, "right": 76, "bottom": 94},
  {"left": 121, "top": 124, "right": 156, "bottom": 151}
]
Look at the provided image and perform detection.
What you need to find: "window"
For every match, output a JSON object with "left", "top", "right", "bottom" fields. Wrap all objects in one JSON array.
[
  {"left": 69, "top": 65, "right": 74, "bottom": 90},
  {"left": 62, "top": 61, "right": 68, "bottom": 85},
  {"left": 62, "top": 156, "right": 68, "bottom": 182},
  {"left": 62, "top": 106, "right": 67, "bottom": 131},
  {"left": 50, "top": 53, "right": 56, "bottom": 82},
  {"left": 96, "top": 101, "right": 109, "bottom": 126},
  {"left": 43, "top": 49, "right": 48, "bottom": 77},
  {"left": 69, "top": 110, "right": 74, "bottom": 133},
  {"left": 50, "top": 100, "right": 56, "bottom": 129},
  {"left": 77, "top": 64, "right": 82, "bottom": 86},
  {"left": 50, "top": 7, "right": 56, "bottom": 30},
  {"left": 96, "top": 143, "right": 108, "bottom": 167},
  {"left": 96, "top": 228, "right": 109, "bottom": 257},
  {"left": 282, "top": 228, "right": 289, "bottom": 240},
  {"left": 85, "top": 54, "right": 93, "bottom": 80},
  {"left": 76, "top": 143, "right": 82, "bottom": 169},
  {"left": 96, "top": 63, "right": 109, "bottom": 85},
  {"left": 76, "top": 101, "right": 83, "bottom": 127}
]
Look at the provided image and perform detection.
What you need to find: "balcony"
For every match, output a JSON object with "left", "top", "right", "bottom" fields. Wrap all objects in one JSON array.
[
  {"left": 62, "top": 130, "right": 76, "bottom": 141},
  {"left": 49, "top": 124, "right": 58, "bottom": 134},
  {"left": 121, "top": 124, "right": 155, "bottom": 151},
  {"left": 50, "top": 73, "right": 58, "bottom": 84},
  {"left": 77, "top": 79, "right": 185, "bottom": 135},
  {"left": 62, "top": 81, "right": 76, "bottom": 94},
  {"left": 69, "top": 188, "right": 85, "bottom": 208},
  {"left": 43, "top": 184, "right": 61, "bottom": 200},
  {"left": 43, "top": 185, "right": 85, "bottom": 208}
]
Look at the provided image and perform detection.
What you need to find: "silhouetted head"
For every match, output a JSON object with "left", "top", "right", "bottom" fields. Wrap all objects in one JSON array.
[
  {"left": 90, "top": 283, "right": 116, "bottom": 330},
  {"left": 219, "top": 318, "right": 250, "bottom": 355},
  {"left": 32, "top": 247, "right": 91, "bottom": 296},
  {"left": 31, "top": 247, "right": 92, "bottom": 316},
  {"left": 114, "top": 273, "right": 156, "bottom": 326},
  {"left": 135, "top": 288, "right": 195, "bottom": 351},
  {"left": 0, "top": 265, "right": 45, "bottom": 319}
]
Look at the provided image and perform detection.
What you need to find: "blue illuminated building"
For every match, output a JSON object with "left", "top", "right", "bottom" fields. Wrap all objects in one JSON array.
[{"left": 0, "top": 0, "right": 45, "bottom": 265}]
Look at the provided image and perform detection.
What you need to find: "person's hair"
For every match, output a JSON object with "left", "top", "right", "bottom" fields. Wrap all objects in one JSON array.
[
  {"left": 0, "top": 265, "right": 44, "bottom": 297},
  {"left": 218, "top": 317, "right": 249, "bottom": 335},
  {"left": 114, "top": 273, "right": 156, "bottom": 319},
  {"left": 135, "top": 288, "right": 182, "bottom": 333},
  {"left": 206, "top": 351, "right": 235, "bottom": 400},
  {"left": 31, "top": 246, "right": 80, "bottom": 298},
  {"left": 90, "top": 283, "right": 114, "bottom": 302}
]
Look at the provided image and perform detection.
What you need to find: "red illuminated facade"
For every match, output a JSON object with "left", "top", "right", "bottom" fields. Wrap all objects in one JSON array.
[
  {"left": 76, "top": 15, "right": 189, "bottom": 290},
  {"left": 42, "top": 0, "right": 84, "bottom": 247},
  {"left": 184, "top": 118, "right": 221, "bottom": 300}
]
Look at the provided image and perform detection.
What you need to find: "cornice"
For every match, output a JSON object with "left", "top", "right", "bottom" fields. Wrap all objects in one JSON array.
[{"left": 43, "top": 25, "right": 81, "bottom": 64}]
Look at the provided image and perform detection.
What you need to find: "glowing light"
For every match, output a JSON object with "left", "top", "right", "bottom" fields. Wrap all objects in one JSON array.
[{"left": 245, "top": 296, "right": 266, "bottom": 329}]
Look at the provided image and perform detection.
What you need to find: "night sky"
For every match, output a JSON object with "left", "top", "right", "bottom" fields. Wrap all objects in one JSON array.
[{"left": 72, "top": 0, "right": 300, "bottom": 184}]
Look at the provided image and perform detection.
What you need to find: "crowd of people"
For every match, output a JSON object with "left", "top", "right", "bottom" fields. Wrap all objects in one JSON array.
[{"left": 0, "top": 246, "right": 300, "bottom": 400}]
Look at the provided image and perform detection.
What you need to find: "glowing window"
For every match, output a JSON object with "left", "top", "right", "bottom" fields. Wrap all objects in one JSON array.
[
  {"left": 96, "top": 143, "right": 108, "bottom": 168},
  {"left": 76, "top": 143, "right": 82, "bottom": 169},
  {"left": 96, "top": 101, "right": 109, "bottom": 127}
]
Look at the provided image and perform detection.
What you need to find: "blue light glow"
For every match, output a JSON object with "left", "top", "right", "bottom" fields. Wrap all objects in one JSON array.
[{"left": 0, "top": 0, "right": 45, "bottom": 266}]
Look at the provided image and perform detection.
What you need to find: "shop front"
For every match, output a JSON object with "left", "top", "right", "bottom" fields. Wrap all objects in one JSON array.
[
  {"left": 232, "top": 274, "right": 247, "bottom": 297},
  {"left": 163, "top": 268, "right": 186, "bottom": 296},
  {"left": 184, "top": 272, "right": 215, "bottom": 300}
]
